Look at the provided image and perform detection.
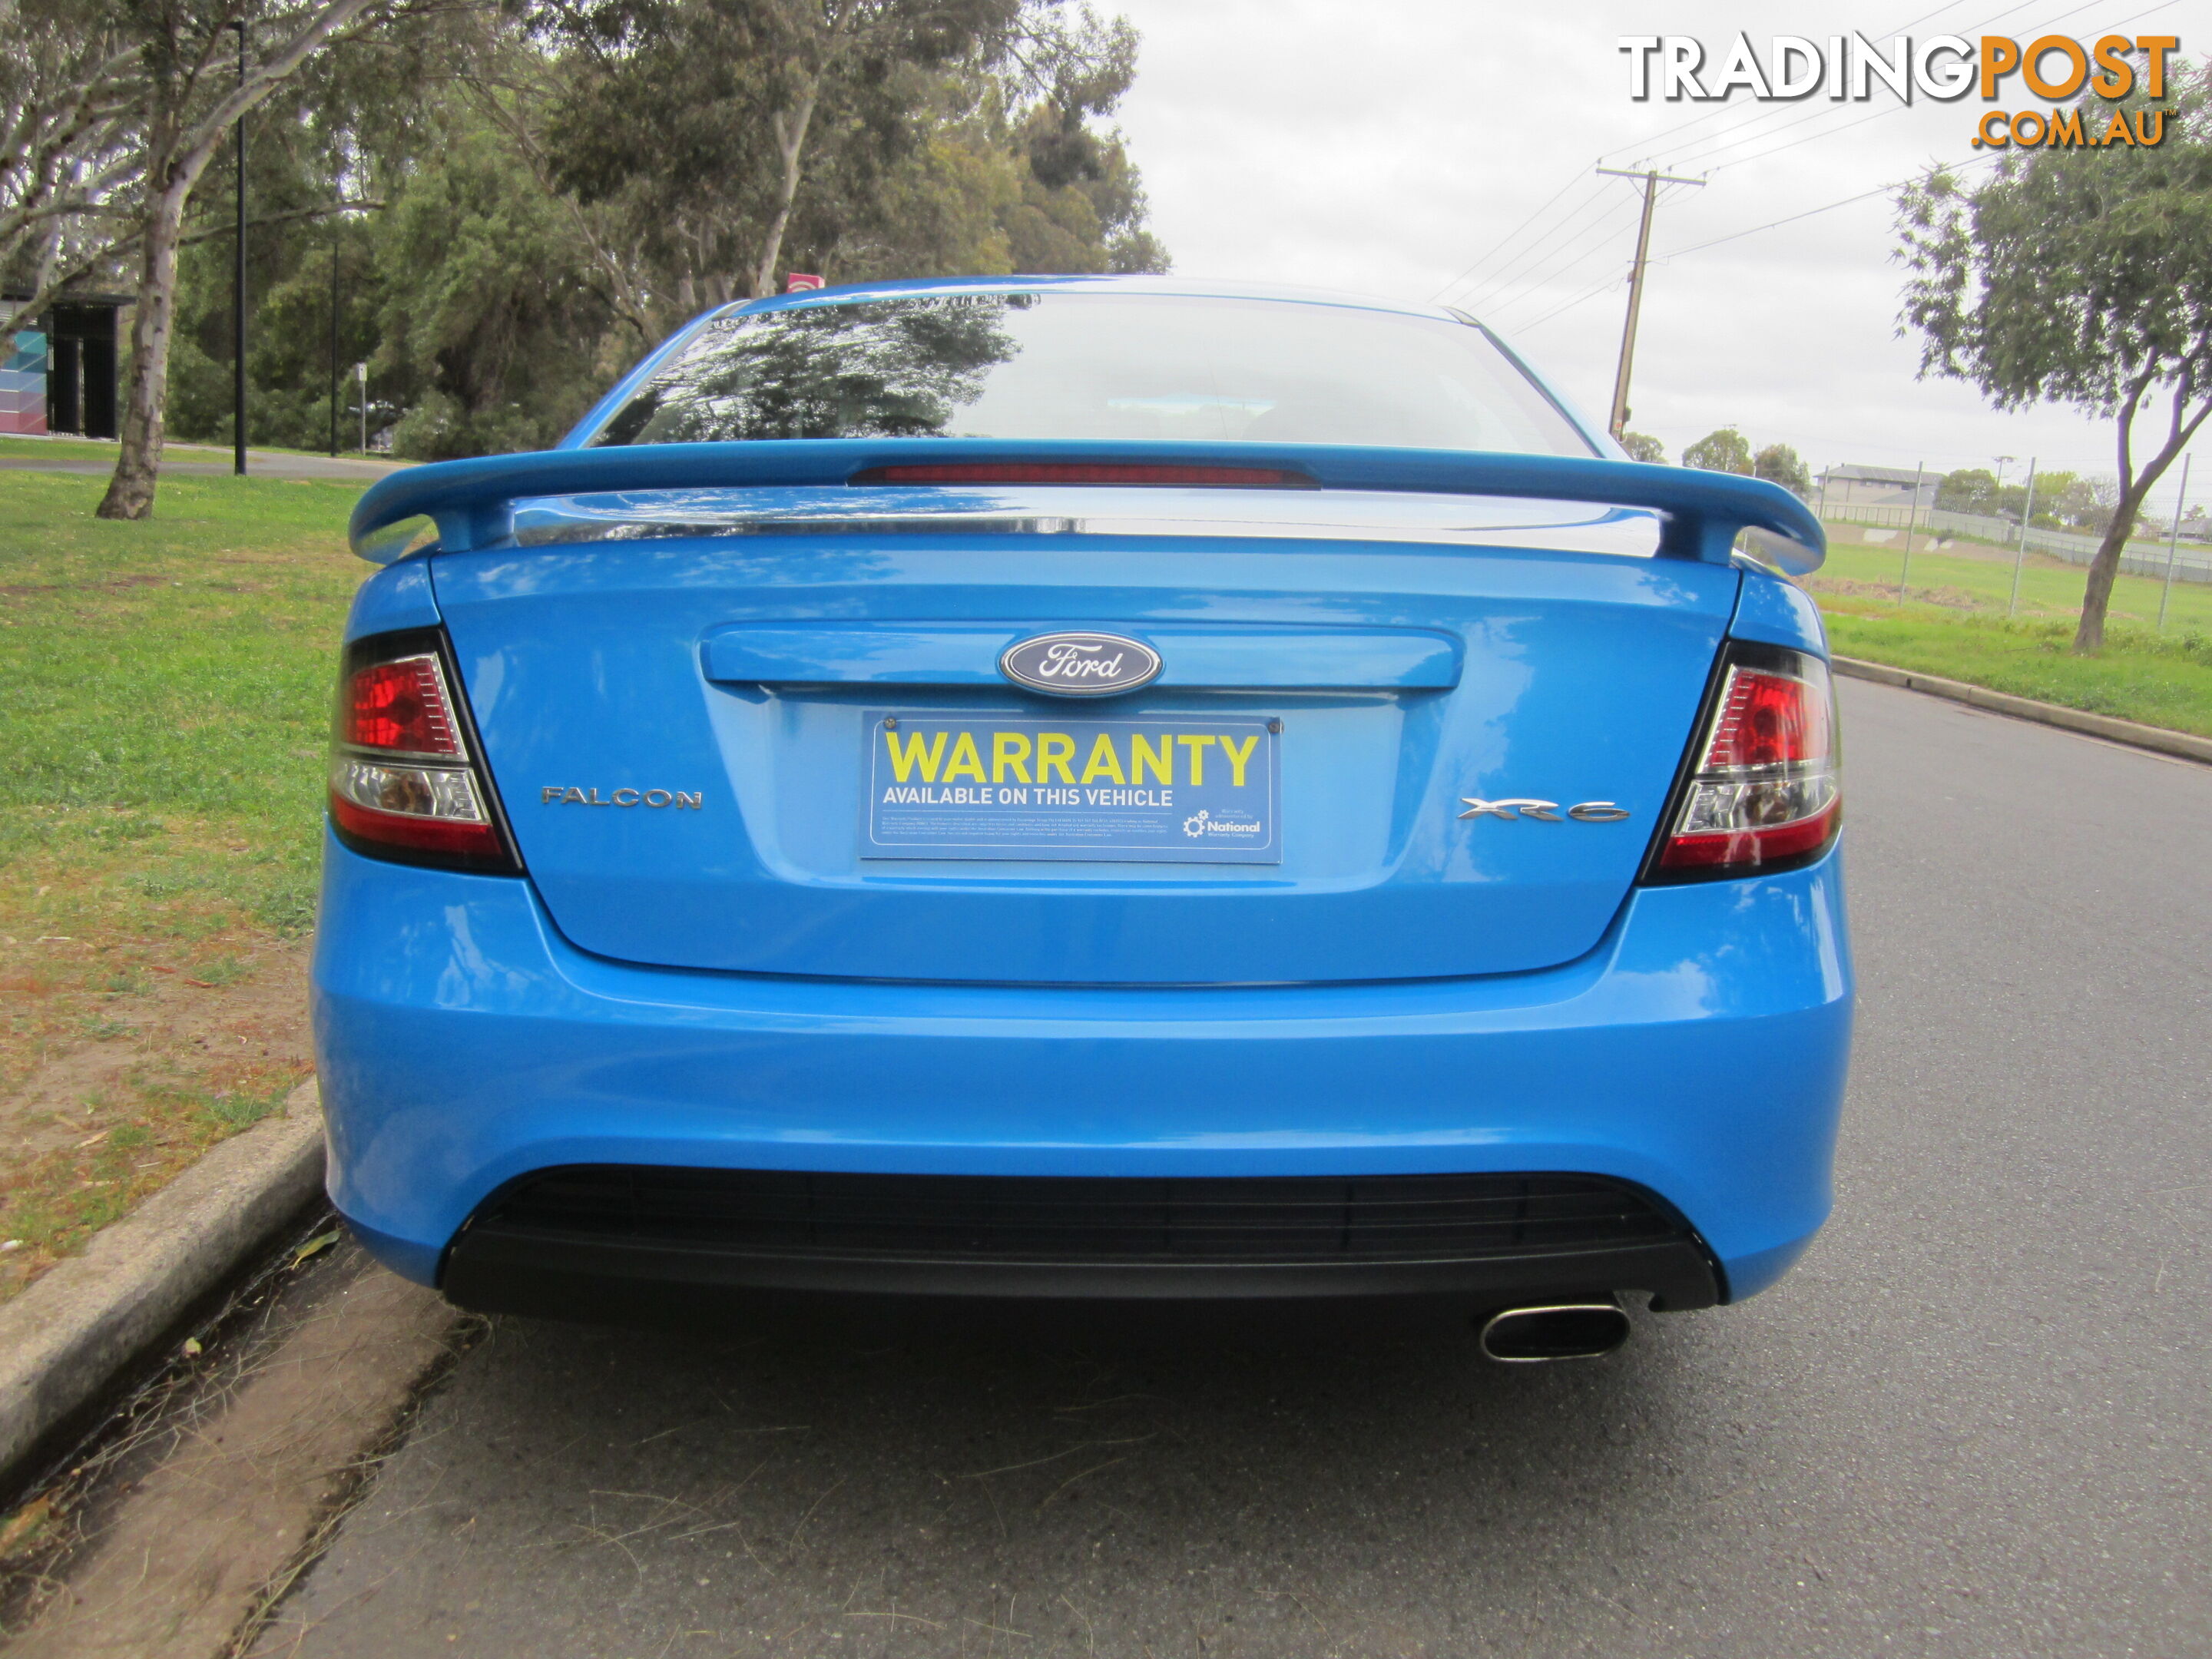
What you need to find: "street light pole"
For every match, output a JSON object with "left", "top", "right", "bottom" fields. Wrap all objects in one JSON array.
[
  {"left": 1595, "top": 165, "right": 1705, "bottom": 443},
  {"left": 328, "top": 221, "right": 340, "bottom": 457},
  {"left": 231, "top": 21, "right": 247, "bottom": 478}
]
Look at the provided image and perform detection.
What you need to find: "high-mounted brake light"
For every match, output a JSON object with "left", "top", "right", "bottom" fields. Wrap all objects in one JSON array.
[
  {"left": 1649, "top": 645, "right": 1839, "bottom": 881},
  {"left": 847, "top": 462, "right": 1318, "bottom": 489},
  {"left": 328, "top": 631, "right": 518, "bottom": 873}
]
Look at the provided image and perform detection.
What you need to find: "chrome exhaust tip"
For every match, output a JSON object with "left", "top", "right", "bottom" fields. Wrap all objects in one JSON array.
[{"left": 1476, "top": 1298, "right": 1631, "bottom": 1363}]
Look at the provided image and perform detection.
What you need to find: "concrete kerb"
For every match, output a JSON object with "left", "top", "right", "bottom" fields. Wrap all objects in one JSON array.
[
  {"left": 1831, "top": 655, "right": 2212, "bottom": 767},
  {"left": 0, "top": 1081, "right": 327, "bottom": 1493}
]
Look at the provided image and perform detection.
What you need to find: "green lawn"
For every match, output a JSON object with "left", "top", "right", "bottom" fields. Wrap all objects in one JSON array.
[
  {"left": 1819, "top": 610, "right": 2212, "bottom": 737},
  {"left": 0, "top": 469, "right": 364, "bottom": 896},
  {"left": 1807, "top": 532, "right": 2212, "bottom": 737},
  {"left": 1816, "top": 537, "right": 2212, "bottom": 634},
  {"left": 0, "top": 469, "right": 363, "bottom": 1293},
  {"left": 0, "top": 436, "right": 128, "bottom": 462}
]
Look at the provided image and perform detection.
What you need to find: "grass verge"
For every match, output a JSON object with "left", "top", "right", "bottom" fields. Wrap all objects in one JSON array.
[
  {"left": 1817, "top": 608, "right": 2212, "bottom": 738},
  {"left": 0, "top": 468, "right": 364, "bottom": 1300},
  {"left": 1808, "top": 535, "right": 2212, "bottom": 738}
]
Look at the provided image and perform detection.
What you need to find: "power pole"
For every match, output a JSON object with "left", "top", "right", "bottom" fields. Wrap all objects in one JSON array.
[
  {"left": 232, "top": 21, "right": 248, "bottom": 478},
  {"left": 1597, "top": 165, "right": 1704, "bottom": 443}
]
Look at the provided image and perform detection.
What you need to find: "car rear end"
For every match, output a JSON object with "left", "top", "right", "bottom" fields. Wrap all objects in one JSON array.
[{"left": 312, "top": 280, "right": 1850, "bottom": 1338}]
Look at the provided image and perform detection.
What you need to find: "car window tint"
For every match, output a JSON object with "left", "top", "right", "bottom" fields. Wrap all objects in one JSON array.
[{"left": 587, "top": 293, "right": 1594, "bottom": 457}]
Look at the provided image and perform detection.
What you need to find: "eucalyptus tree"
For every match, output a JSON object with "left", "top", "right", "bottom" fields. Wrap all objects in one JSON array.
[
  {"left": 510, "top": 0, "right": 1157, "bottom": 335},
  {"left": 91, "top": 0, "right": 457, "bottom": 521},
  {"left": 1896, "top": 72, "right": 2212, "bottom": 652},
  {"left": 0, "top": 2, "right": 144, "bottom": 313}
]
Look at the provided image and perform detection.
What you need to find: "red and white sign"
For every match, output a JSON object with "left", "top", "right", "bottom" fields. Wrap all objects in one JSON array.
[{"left": 783, "top": 273, "right": 825, "bottom": 293}]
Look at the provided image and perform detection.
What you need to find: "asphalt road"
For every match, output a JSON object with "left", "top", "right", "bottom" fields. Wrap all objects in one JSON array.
[{"left": 250, "top": 679, "right": 2212, "bottom": 1659}]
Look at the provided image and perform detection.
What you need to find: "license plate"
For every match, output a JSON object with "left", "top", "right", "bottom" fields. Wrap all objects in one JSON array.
[{"left": 863, "top": 711, "right": 1280, "bottom": 863}]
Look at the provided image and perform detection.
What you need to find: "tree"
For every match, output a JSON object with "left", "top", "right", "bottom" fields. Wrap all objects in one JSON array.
[
  {"left": 1896, "top": 69, "right": 2212, "bottom": 652},
  {"left": 91, "top": 1, "right": 432, "bottom": 522},
  {"left": 1753, "top": 442, "right": 1810, "bottom": 497},
  {"left": 524, "top": 0, "right": 1022, "bottom": 319},
  {"left": 1619, "top": 430, "right": 1664, "bottom": 463},
  {"left": 0, "top": 5, "right": 144, "bottom": 317},
  {"left": 2049, "top": 472, "right": 2118, "bottom": 533},
  {"left": 144, "top": 4, "right": 1164, "bottom": 459},
  {"left": 1682, "top": 426, "right": 1752, "bottom": 475},
  {"left": 505, "top": 0, "right": 1157, "bottom": 345},
  {"left": 1936, "top": 467, "right": 1998, "bottom": 514},
  {"left": 372, "top": 116, "right": 624, "bottom": 456}
]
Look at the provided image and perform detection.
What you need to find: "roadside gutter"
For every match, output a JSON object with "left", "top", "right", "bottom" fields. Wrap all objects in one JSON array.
[
  {"left": 1831, "top": 655, "right": 2212, "bottom": 767},
  {"left": 0, "top": 1082, "right": 326, "bottom": 1493}
]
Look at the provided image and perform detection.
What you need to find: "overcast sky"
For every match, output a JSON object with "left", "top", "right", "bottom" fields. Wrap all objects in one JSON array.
[{"left": 1108, "top": 0, "right": 2199, "bottom": 506}]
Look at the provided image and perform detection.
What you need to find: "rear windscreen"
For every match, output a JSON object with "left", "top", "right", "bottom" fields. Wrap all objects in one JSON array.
[{"left": 584, "top": 293, "right": 1594, "bottom": 457}]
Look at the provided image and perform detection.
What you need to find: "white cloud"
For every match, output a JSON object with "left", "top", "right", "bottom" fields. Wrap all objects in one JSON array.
[{"left": 1107, "top": 0, "right": 2197, "bottom": 502}]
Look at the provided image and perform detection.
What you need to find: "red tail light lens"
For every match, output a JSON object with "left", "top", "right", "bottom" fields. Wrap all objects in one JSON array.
[
  {"left": 1651, "top": 647, "right": 1839, "bottom": 879},
  {"left": 341, "top": 655, "right": 463, "bottom": 756},
  {"left": 847, "top": 462, "right": 1318, "bottom": 489},
  {"left": 329, "top": 631, "right": 518, "bottom": 872}
]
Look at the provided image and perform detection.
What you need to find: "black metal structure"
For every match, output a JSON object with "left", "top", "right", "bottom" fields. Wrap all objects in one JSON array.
[
  {"left": 232, "top": 22, "right": 249, "bottom": 476},
  {"left": 2, "top": 293, "right": 125, "bottom": 438}
]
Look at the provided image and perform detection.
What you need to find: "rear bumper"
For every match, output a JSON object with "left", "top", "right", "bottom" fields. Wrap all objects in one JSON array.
[
  {"left": 312, "top": 828, "right": 1852, "bottom": 1306},
  {"left": 440, "top": 1167, "right": 1722, "bottom": 1318},
  {"left": 442, "top": 1234, "right": 1723, "bottom": 1326}
]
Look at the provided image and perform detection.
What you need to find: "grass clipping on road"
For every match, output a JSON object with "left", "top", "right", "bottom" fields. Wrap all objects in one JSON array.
[
  {"left": 1808, "top": 538, "right": 2212, "bottom": 739},
  {"left": 0, "top": 469, "right": 363, "bottom": 1300}
]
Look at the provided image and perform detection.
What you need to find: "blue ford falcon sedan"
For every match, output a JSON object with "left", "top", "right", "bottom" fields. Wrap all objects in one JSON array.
[{"left": 316, "top": 276, "right": 1850, "bottom": 1362}]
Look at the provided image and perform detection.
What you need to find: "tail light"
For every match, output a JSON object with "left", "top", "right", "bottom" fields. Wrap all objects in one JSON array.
[
  {"left": 329, "top": 628, "right": 519, "bottom": 873},
  {"left": 1647, "top": 644, "right": 1839, "bottom": 882}
]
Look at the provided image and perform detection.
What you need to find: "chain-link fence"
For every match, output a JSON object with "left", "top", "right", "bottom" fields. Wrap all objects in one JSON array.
[
  {"left": 1807, "top": 506, "right": 2211, "bottom": 637},
  {"left": 1820, "top": 502, "right": 2211, "bottom": 588}
]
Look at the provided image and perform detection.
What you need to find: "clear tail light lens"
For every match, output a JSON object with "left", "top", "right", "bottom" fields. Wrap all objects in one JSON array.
[
  {"left": 1649, "top": 645, "right": 1839, "bottom": 880},
  {"left": 329, "top": 631, "right": 518, "bottom": 873}
]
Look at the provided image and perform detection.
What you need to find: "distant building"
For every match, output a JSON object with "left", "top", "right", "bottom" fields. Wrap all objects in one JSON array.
[
  {"left": 1821, "top": 464, "right": 1938, "bottom": 510},
  {"left": 0, "top": 292, "right": 126, "bottom": 439}
]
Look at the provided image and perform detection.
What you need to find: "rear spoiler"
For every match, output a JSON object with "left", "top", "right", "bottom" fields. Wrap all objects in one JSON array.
[{"left": 347, "top": 439, "right": 1826, "bottom": 575}]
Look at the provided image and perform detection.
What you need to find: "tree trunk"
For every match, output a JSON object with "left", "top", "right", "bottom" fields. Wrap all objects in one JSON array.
[
  {"left": 749, "top": 81, "right": 820, "bottom": 300},
  {"left": 92, "top": 0, "right": 382, "bottom": 520},
  {"left": 2071, "top": 502, "right": 2147, "bottom": 654},
  {"left": 96, "top": 170, "right": 193, "bottom": 522},
  {"left": 2073, "top": 394, "right": 2212, "bottom": 653}
]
